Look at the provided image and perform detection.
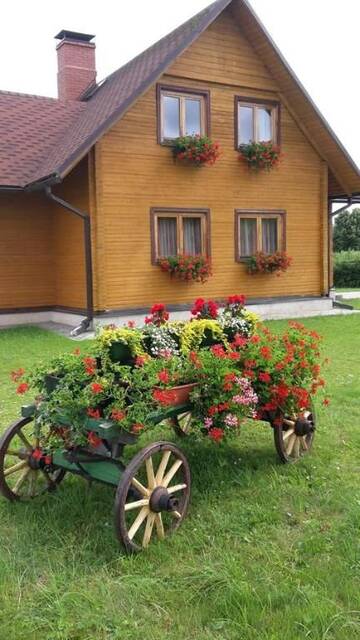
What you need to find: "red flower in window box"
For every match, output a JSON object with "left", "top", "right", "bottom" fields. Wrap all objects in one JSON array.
[
  {"left": 172, "top": 135, "right": 221, "bottom": 167},
  {"left": 158, "top": 254, "right": 212, "bottom": 283},
  {"left": 246, "top": 251, "right": 292, "bottom": 275},
  {"left": 239, "top": 141, "right": 282, "bottom": 171}
]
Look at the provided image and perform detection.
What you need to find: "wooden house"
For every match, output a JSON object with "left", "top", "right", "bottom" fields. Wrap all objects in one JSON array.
[{"left": 1, "top": 0, "right": 359, "bottom": 331}]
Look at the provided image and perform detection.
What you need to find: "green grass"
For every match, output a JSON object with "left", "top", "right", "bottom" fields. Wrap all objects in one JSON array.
[
  {"left": 336, "top": 288, "right": 360, "bottom": 292},
  {"left": 345, "top": 299, "right": 360, "bottom": 310},
  {"left": 1, "top": 319, "right": 360, "bottom": 640}
]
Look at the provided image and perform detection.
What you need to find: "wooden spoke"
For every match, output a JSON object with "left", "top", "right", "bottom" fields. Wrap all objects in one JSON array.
[
  {"left": 115, "top": 442, "right": 191, "bottom": 552},
  {"left": 6, "top": 449, "right": 23, "bottom": 457},
  {"left": 155, "top": 450, "right": 171, "bottom": 485},
  {"left": 155, "top": 513, "right": 165, "bottom": 540},
  {"left": 17, "top": 431, "right": 32, "bottom": 450},
  {"left": 124, "top": 498, "right": 149, "bottom": 512},
  {"left": 142, "top": 512, "right": 156, "bottom": 548},
  {"left": 293, "top": 437, "right": 300, "bottom": 459},
  {"left": 167, "top": 483, "right": 187, "bottom": 494},
  {"left": 27, "top": 471, "right": 37, "bottom": 498},
  {"left": 283, "top": 429, "right": 295, "bottom": 441},
  {"left": 283, "top": 419, "right": 295, "bottom": 428},
  {"left": 286, "top": 434, "right": 296, "bottom": 456},
  {"left": 13, "top": 468, "right": 31, "bottom": 494},
  {"left": 145, "top": 456, "right": 156, "bottom": 490},
  {"left": 4, "top": 460, "right": 28, "bottom": 477},
  {"left": 301, "top": 437, "right": 308, "bottom": 451},
  {"left": 162, "top": 460, "right": 183, "bottom": 488},
  {"left": 131, "top": 477, "right": 150, "bottom": 497},
  {"left": 128, "top": 506, "right": 149, "bottom": 540}
]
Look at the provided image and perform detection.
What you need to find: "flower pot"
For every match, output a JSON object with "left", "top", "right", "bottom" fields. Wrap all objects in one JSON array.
[
  {"left": 44, "top": 374, "right": 61, "bottom": 394},
  {"left": 166, "top": 383, "right": 198, "bottom": 406},
  {"left": 109, "top": 341, "right": 133, "bottom": 364}
]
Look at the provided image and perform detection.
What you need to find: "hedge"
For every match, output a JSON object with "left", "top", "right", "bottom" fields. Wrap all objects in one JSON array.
[{"left": 334, "top": 251, "right": 360, "bottom": 288}]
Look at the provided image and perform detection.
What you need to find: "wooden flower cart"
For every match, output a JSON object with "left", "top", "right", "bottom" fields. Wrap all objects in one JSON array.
[{"left": 0, "top": 399, "right": 316, "bottom": 553}]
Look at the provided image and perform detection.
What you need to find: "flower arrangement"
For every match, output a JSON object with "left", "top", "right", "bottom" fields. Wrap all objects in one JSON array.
[
  {"left": 246, "top": 251, "right": 292, "bottom": 276},
  {"left": 232, "top": 321, "right": 327, "bottom": 418},
  {"left": 239, "top": 141, "right": 282, "bottom": 171},
  {"left": 158, "top": 254, "right": 212, "bottom": 283},
  {"left": 11, "top": 296, "right": 328, "bottom": 448},
  {"left": 172, "top": 135, "right": 221, "bottom": 167},
  {"left": 219, "top": 295, "right": 258, "bottom": 341},
  {"left": 191, "top": 298, "right": 219, "bottom": 319}
]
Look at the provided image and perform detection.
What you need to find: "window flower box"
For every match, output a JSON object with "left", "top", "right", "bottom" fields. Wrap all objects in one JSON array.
[
  {"left": 172, "top": 135, "right": 220, "bottom": 167},
  {"left": 158, "top": 254, "right": 212, "bottom": 283},
  {"left": 246, "top": 251, "right": 292, "bottom": 275},
  {"left": 239, "top": 141, "right": 282, "bottom": 171}
]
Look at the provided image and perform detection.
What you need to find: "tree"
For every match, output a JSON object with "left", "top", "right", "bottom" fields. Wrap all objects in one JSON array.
[{"left": 333, "top": 208, "right": 360, "bottom": 252}]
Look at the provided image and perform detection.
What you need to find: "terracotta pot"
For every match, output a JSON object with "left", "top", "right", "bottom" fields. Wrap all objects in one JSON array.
[{"left": 165, "top": 382, "right": 198, "bottom": 406}]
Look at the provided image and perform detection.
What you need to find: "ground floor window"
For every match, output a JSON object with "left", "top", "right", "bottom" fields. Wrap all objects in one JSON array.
[
  {"left": 151, "top": 208, "right": 210, "bottom": 262},
  {"left": 235, "top": 210, "right": 285, "bottom": 260}
]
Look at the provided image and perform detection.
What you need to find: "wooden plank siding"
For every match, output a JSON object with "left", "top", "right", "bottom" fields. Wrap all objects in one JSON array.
[
  {"left": 0, "top": 192, "right": 55, "bottom": 309},
  {"left": 94, "top": 10, "right": 328, "bottom": 311},
  {"left": 52, "top": 158, "right": 89, "bottom": 310}
]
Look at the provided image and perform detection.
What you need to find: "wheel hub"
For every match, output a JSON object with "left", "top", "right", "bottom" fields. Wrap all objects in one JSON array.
[
  {"left": 294, "top": 415, "right": 313, "bottom": 436},
  {"left": 149, "top": 486, "right": 179, "bottom": 513}
]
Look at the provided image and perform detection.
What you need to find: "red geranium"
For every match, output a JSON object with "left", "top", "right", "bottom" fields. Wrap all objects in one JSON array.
[
  {"left": 16, "top": 382, "right": 29, "bottom": 395},
  {"left": 259, "top": 372, "right": 271, "bottom": 383},
  {"left": 87, "top": 432, "right": 102, "bottom": 448},
  {"left": 191, "top": 298, "right": 219, "bottom": 319},
  {"left": 87, "top": 408, "right": 101, "bottom": 419},
  {"left": 11, "top": 368, "right": 25, "bottom": 383},
  {"left": 158, "top": 369, "right": 170, "bottom": 384},
  {"left": 90, "top": 382, "right": 104, "bottom": 395},
  {"left": 209, "top": 427, "right": 224, "bottom": 443},
  {"left": 145, "top": 303, "right": 169, "bottom": 326},
  {"left": 111, "top": 409, "right": 126, "bottom": 422}
]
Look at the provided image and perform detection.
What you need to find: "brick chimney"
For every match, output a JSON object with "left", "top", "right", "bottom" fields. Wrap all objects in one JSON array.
[{"left": 55, "top": 30, "right": 96, "bottom": 101}]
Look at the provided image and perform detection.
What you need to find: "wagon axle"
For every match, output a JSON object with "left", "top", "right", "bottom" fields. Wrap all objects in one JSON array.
[
  {"left": 294, "top": 415, "right": 314, "bottom": 437},
  {"left": 149, "top": 486, "right": 179, "bottom": 513}
]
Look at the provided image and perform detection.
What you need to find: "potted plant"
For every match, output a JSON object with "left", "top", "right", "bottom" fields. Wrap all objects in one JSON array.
[
  {"left": 239, "top": 141, "right": 282, "bottom": 171},
  {"left": 96, "top": 326, "right": 146, "bottom": 364},
  {"left": 158, "top": 254, "right": 212, "bottom": 283},
  {"left": 172, "top": 135, "right": 221, "bottom": 167},
  {"left": 246, "top": 251, "right": 292, "bottom": 276}
]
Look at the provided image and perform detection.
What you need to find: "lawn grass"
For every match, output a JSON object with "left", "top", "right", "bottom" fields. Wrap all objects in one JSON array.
[
  {"left": 1, "top": 318, "right": 360, "bottom": 639},
  {"left": 346, "top": 299, "right": 360, "bottom": 310}
]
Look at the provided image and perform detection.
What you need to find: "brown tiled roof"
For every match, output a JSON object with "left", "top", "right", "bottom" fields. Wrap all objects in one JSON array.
[
  {"left": 0, "top": 92, "right": 85, "bottom": 187},
  {"left": 0, "top": 0, "right": 359, "bottom": 196}
]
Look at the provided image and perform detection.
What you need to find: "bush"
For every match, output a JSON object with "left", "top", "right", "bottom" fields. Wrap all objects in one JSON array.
[
  {"left": 333, "top": 209, "right": 360, "bottom": 251},
  {"left": 334, "top": 251, "right": 360, "bottom": 287}
]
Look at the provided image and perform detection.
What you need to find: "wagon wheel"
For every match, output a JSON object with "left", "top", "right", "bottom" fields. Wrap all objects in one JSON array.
[
  {"left": 115, "top": 441, "right": 190, "bottom": 553},
  {"left": 272, "top": 405, "right": 316, "bottom": 464},
  {"left": 170, "top": 410, "right": 195, "bottom": 437},
  {"left": 0, "top": 417, "right": 66, "bottom": 501}
]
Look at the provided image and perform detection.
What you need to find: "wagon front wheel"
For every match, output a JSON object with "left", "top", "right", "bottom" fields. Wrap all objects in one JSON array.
[
  {"left": 115, "top": 441, "right": 191, "bottom": 553},
  {"left": 273, "top": 406, "right": 316, "bottom": 464},
  {"left": 0, "top": 417, "right": 66, "bottom": 501}
]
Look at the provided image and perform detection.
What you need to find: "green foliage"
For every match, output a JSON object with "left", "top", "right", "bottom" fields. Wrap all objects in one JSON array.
[
  {"left": 333, "top": 208, "right": 360, "bottom": 251},
  {"left": 179, "top": 319, "right": 226, "bottom": 354},
  {"left": 334, "top": 251, "right": 360, "bottom": 288}
]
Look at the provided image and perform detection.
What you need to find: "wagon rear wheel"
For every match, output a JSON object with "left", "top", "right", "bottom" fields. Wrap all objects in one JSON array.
[
  {"left": 273, "top": 405, "right": 316, "bottom": 464},
  {"left": 0, "top": 417, "right": 65, "bottom": 501},
  {"left": 115, "top": 441, "right": 190, "bottom": 553}
]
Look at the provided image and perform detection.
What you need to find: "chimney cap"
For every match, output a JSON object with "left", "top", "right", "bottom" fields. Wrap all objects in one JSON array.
[{"left": 55, "top": 30, "right": 95, "bottom": 43}]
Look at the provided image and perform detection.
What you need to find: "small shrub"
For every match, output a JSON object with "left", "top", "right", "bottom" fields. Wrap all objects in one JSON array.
[{"left": 334, "top": 251, "right": 360, "bottom": 287}]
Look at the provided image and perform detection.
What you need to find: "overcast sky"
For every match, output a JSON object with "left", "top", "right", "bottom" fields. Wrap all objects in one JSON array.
[{"left": 1, "top": 0, "right": 359, "bottom": 168}]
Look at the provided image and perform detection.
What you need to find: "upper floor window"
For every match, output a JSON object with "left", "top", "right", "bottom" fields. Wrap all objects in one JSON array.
[
  {"left": 235, "top": 210, "right": 285, "bottom": 260},
  {"left": 151, "top": 208, "right": 210, "bottom": 262},
  {"left": 157, "top": 85, "right": 209, "bottom": 143},
  {"left": 235, "top": 97, "right": 280, "bottom": 147}
]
